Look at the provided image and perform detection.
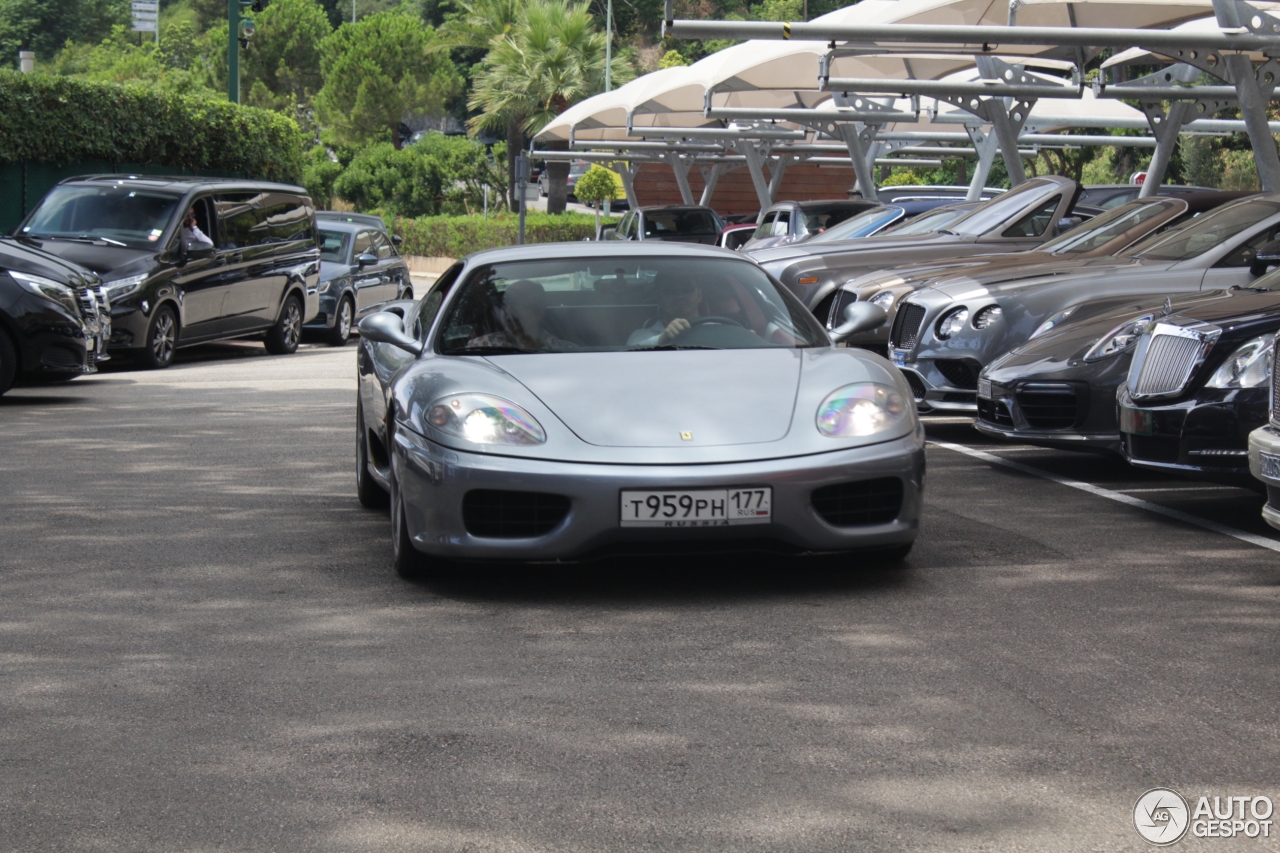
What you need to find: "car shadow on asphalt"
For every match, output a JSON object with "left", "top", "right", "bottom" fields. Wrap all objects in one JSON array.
[
  {"left": 412, "top": 552, "right": 917, "bottom": 606},
  {"left": 0, "top": 392, "right": 88, "bottom": 406}
]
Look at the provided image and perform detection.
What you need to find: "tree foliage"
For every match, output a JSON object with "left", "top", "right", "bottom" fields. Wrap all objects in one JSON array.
[
  {"left": 572, "top": 164, "right": 621, "bottom": 203},
  {"left": 329, "top": 134, "right": 506, "bottom": 217},
  {"left": 314, "top": 11, "right": 463, "bottom": 147},
  {"left": 0, "top": 0, "right": 124, "bottom": 65},
  {"left": 0, "top": 69, "right": 305, "bottom": 181},
  {"left": 241, "top": 0, "right": 333, "bottom": 108}
]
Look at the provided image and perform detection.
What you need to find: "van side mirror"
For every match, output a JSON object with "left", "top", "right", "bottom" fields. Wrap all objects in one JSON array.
[
  {"left": 830, "top": 302, "right": 888, "bottom": 342},
  {"left": 357, "top": 252, "right": 378, "bottom": 268},
  {"left": 1252, "top": 238, "right": 1280, "bottom": 275},
  {"left": 357, "top": 311, "right": 422, "bottom": 356}
]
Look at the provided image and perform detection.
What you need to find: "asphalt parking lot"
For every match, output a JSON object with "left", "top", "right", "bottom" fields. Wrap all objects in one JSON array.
[{"left": 2, "top": 343, "right": 1278, "bottom": 852}]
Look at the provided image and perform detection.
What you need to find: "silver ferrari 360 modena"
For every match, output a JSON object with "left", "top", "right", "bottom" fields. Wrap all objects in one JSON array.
[{"left": 354, "top": 242, "right": 923, "bottom": 577}]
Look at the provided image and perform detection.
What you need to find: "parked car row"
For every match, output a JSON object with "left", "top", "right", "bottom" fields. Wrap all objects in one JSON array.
[{"left": 1, "top": 176, "right": 416, "bottom": 394}]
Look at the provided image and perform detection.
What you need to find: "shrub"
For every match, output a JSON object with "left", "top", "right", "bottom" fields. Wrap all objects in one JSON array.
[
  {"left": 331, "top": 135, "right": 506, "bottom": 218},
  {"left": 0, "top": 70, "right": 305, "bottom": 182},
  {"left": 393, "top": 212, "right": 616, "bottom": 257}
]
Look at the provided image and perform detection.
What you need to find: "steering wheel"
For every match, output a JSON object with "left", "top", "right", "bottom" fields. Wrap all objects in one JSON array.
[{"left": 688, "top": 315, "right": 745, "bottom": 328}]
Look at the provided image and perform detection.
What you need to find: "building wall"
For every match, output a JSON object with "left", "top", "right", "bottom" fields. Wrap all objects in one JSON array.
[{"left": 631, "top": 162, "right": 859, "bottom": 216}]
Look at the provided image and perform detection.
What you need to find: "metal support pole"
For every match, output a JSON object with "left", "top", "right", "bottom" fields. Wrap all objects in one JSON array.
[
  {"left": 834, "top": 124, "right": 880, "bottom": 202},
  {"left": 736, "top": 144, "right": 775, "bottom": 215},
  {"left": 1138, "top": 65, "right": 1199, "bottom": 197},
  {"left": 664, "top": 154, "right": 696, "bottom": 205},
  {"left": 767, "top": 156, "right": 790, "bottom": 201},
  {"left": 227, "top": 0, "right": 240, "bottom": 103},
  {"left": 1226, "top": 54, "right": 1280, "bottom": 191},
  {"left": 986, "top": 102, "right": 1027, "bottom": 186},
  {"left": 516, "top": 153, "right": 530, "bottom": 245},
  {"left": 699, "top": 164, "right": 724, "bottom": 206},
  {"left": 617, "top": 164, "right": 640, "bottom": 210},
  {"left": 965, "top": 128, "right": 1000, "bottom": 201}
]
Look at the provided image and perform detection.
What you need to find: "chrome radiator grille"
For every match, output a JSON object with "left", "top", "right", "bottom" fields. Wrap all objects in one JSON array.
[
  {"left": 889, "top": 303, "right": 927, "bottom": 350},
  {"left": 1129, "top": 325, "right": 1211, "bottom": 399},
  {"left": 1272, "top": 337, "right": 1280, "bottom": 421}
]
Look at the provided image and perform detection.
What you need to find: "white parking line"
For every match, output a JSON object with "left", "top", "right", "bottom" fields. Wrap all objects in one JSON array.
[{"left": 930, "top": 440, "right": 1280, "bottom": 554}]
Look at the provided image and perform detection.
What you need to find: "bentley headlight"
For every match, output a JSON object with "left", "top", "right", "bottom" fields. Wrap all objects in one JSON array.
[
  {"left": 869, "top": 291, "right": 895, "bottom": 310},
  {"left": 1206, "top": 335, "right": 1274, "bottom": 389},
  {"left": 10, "top": 270, "right": 78, "bottom": 313},
  {"left": 1083, "top": 314, "right": 1154, "bottom": 362},
  {"left": 1029, "top": 307, "right": 1076, "bottom": 341},
  {"left": 972, "top": 306, "right": 1003, "bottom": 330},
  {"left": 816, "top": 383, "right": 909, "bottom": 437},
  {"left": 936, "top": 308, "right": 969, "bottom": 340},
  {"left": 105, "top": 272, "right": 147, "bottom": 301},
  {"left": 426, "top": 393, "right": 546, "bottom": 445}
]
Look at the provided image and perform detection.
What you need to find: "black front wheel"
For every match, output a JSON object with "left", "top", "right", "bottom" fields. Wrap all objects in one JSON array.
[
  {"left": 141, "top": 305, "right": 178, "bottom": 370},
  {"left": 326, "top": 296, "right": 353, "bottom": 347},
  {"left": 389, "top": 454, "right": 440, "bottom": 582},
  {"left": 356, "top": 395, "right": 389, "bottom": 509},
  {"left": 265, "top": 295, "right": 303, "bottom": 355}
]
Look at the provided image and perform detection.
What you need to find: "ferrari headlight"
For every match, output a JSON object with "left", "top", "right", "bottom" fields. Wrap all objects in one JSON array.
[
  {"left": 816, "top": 383, "right": 909, "bottom": 437},
  {"left": 1029, "top": 307, "right": 1076, "bottom": 341},
  {"left": 1083, "top": 314, "right": 1154, "bottom": 362},
  {"left": 972, "top": 306, "right": 1002, "bottom": 330},
  {"left": 1206, "top": 335, "right": 1274, "bottom": 389},
  {"left": 10, "top": 270, "right": 78, "bottom": 313},
  {"left": 426, "top": 393, "right": 546, "bottom": 445},
  {"left": 936, "top": 308, "right": 969, "bottom": 340},
  {"left": 868, "top": 290, "right": 895, "bottom": 310},
  {"left": 105, "top": 272, "right": 148, "bottom": 301}
]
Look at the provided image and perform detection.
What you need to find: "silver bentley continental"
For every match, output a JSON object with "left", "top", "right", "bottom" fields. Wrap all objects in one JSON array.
[{"left": 353, "top": 242, "right": 923, "bottom": 578}]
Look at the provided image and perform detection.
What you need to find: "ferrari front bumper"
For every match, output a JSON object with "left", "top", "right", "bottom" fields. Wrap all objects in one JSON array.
[{"left": 392, "top": 426, "right": 926, "bottom": 561}]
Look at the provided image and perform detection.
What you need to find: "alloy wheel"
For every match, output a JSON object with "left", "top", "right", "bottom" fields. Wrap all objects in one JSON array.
[
  {"left": 152, "top": 312, "right": 175, "bottom": 365},
  {"left": 284, "top": 303, "right": 301, "bottom": 349},
  {"left": 337, "top": 300, "right": 352, "bottom": 340}
]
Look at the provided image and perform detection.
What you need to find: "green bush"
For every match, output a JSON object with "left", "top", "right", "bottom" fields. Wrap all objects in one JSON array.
[
  {"left": 0, "top": 70, "right": 305, "bottom": 182},
  {"left": 394, "top": 212, "right": 616, "bottom": 257},
  {"left": 331, "top": 135, "right": 506, "bottom": 218}
]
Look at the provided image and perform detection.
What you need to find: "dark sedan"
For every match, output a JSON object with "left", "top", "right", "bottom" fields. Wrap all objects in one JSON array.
[
  {"left": 306, "top": 212, "right": 413, "bottom": 346},
  {"left": 1117, "top": 284, "right": 1280, "bottom": 484},
  {"left": 603, "top": 206, "right": 724, "bottom": 245},
  {"left": 0, "top": 237, "right": 103, "bottom": 395}
]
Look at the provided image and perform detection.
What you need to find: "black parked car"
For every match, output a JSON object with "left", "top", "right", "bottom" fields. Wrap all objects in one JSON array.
[
  {"left": 1116, "top": 283, "right": 1280, "bottom": 484},
  {"left": 16, "top": 176, "right": 321, "bottom": 369},
  {"left": 308, "top": 212, "right": 413, "bottom": 346},
  {"left": 0, "top": 237, "right": 105, "bottom": 395},
  {"left": 602, "top": 205, "right": 724, "bottom": 245}
]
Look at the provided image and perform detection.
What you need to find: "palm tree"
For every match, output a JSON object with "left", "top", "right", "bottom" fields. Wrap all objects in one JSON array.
[{"left": 467, "top": 0, "right": 631, "bottom": 210}]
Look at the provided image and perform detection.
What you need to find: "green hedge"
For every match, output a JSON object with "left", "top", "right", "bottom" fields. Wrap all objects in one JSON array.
[
  {"left": 0, "top": 71, "right": 305, "bottom": 183},
  {"left": 393, "top": 212, "right": 617, "bottom": 258}
]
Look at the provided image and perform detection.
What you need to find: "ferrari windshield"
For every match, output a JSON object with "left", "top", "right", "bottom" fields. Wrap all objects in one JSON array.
[
  {"left": 1130, "top": 198, "right": 1280, "bottom": 260},
  {"left": 438, "top": 256, "right": 829, "bottom": 354},
  {"left": 1040, "top": 198, "right": 1181, "bottom": 255}
]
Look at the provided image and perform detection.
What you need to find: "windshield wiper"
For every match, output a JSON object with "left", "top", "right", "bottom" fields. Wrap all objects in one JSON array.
[
  {"left": 38, "top": 233, "right": 128, "bottom": 247},
  {"left": 630, "top": 345, "right": 722, "bottom": 351},
  {"left": 449, "top": 345, "right": 539, "bottom": 355}
]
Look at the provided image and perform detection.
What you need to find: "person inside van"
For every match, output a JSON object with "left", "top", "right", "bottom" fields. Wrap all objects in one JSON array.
[{"left": 181, "top": 208, "right": 213, "bottom": 250}]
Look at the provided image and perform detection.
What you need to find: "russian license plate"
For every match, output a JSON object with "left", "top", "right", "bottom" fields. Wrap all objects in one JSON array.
[
  {"left": 977, "top": 378, "right": 992, "bottom": 400},
  {"left": 891, "top": 350, "right": 907, "bottom": 367},
  {"left": 1260, "top": 452, "right": 1280, "bottom": 479},
  {"left": 620, "top": 488, "right": 772, "bottom": 527},
  {"left": 1120, "top": 406, "right": 1153, "bottom": 436}
]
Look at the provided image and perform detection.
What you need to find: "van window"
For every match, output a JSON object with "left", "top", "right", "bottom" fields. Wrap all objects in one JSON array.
[{"left": 214, "top": 193, "right": 314, "bottom": 248}]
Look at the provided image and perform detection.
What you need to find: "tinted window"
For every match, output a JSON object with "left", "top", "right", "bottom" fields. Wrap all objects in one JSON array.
[
  {"left": 1001, "top": 196, "right": 1061, "bottom": 238},
  {"left": 215, "top": 193, "right": 313, "bottom": 248},
  {"left": 257, "top": 198, "right": 313, "bottom": 243},
  {"left": 948, "top": 179, "right": 1064, "bottom": 236},
  {"left": 372, "top": 231, "right": 395, "bottom": 260},
  {"left": 353, "top": 231, "right": 374, "bottom": 257},
  {"left": 806, "top": 207, "right": 904, "bottom": 244},
  {"left": 644, "top": 210, "right": 720, "bottom": 237},
  {"left": 437, "top": 256, "right": 827, "bottom": 354},
  {"left": 1041, "top": 199, "right": 1179, "bottom": 255},
  {"left": 413, "top": 263, "right": 464, "bottom": 342},
  {"left": 318, "top": 229, "right": 349, "bottom": 262},
  {"left": 802, "top": 207, "right": 860, "bottom": 234},
  {"left": 883, "top": 205, "right": 973, "bottom": 235},
  {"left": 1215, "top": 224, "right": 1280, "bottom": 267},
  {"left": 23, "top": 185, "right": 182, "bottom": 249},
  {"left": 1133, "top": 199, "right": 1280, "bottom": 261}
]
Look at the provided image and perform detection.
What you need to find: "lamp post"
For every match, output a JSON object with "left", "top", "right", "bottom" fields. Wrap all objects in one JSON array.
[{"left": 227, "top": 0, "right": 259, "bottom": 103}]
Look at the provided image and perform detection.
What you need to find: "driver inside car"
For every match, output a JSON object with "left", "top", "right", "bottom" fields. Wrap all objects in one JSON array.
[
  {"left": 468, "top": 279, "right": 576, "bottom": 352},
  {"left": 628, "top": 274, "right": 703, "bottom": 347}
]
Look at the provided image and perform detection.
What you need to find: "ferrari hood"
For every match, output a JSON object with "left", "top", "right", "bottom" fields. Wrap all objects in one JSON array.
[{"left": 490, "top": 349, "right": 802, "bottom": 447}]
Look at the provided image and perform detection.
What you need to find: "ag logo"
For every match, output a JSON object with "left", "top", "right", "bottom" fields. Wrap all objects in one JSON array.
[{"left": 1135, "top": 788, "right": 1190, "bottom": 845}]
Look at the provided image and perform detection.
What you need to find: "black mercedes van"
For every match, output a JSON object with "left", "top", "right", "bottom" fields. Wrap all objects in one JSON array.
[{"left": 15, "top": 176, "right": 321, "bottom": 369}]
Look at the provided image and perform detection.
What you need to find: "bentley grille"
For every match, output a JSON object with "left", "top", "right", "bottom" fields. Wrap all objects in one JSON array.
[
  {"left": 889, "top": 303, "right": 927, "bottom": 350},
  {"left": 1131, "top": 332, "right": 1205, "bottom": 398}
]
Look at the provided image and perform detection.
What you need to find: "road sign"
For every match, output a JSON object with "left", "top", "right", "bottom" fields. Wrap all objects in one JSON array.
[
  {"left": 131, "top": 1, "right": 158, "bottom": 9},
  {"left": 132, "top": 11, "right": 158, "bottom": 20},
  {"left": 131, "top": 19, "right": 157, "bottom": 30}
]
